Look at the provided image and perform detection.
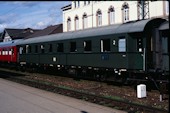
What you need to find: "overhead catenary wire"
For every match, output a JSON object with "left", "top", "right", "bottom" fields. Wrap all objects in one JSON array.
[
  {"left": 0, "top": 5, "right": 20, "bottom": 16},
  {"left": 1, "top": 1, "right": 138, "bottom": 31},
  {"left": 0, "top": 3, "right": 64, "bottom": 31}
]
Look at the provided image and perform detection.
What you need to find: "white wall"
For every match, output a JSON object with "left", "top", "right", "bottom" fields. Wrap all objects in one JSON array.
[{"left": 62, "top": 1, "right": 168, "bottom": 32}]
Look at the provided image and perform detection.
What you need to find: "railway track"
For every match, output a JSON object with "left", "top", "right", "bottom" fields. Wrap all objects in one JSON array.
[{"left": 0, "top": 70, "right": 168, "bottom": 113}]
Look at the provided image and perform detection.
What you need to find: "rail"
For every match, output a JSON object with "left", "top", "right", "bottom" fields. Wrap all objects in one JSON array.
[{"left": 0, "top": 70, "right": 168, "bottom": 113}]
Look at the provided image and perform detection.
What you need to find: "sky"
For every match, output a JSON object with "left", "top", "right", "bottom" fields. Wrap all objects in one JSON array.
[{"left": 0, "top": 1, "right": 71, "bottom": 32}]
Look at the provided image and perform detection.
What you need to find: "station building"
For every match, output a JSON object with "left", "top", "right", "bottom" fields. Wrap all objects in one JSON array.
[{"left": 62, "top": 1, "right": 169, "bottom": 32}]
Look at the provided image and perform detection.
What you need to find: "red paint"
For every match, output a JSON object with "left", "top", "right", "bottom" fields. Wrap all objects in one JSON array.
[{"left": 0, "top": 46, "right": 18, "bottom": 63}]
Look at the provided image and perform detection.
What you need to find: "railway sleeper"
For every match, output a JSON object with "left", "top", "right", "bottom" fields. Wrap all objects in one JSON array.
[{"left": 2, "top": 62, "right": 168, "bottom": 93}]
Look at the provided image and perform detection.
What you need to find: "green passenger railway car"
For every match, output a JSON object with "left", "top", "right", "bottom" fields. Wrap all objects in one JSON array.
[{"left": 16, "top": 18, "right": 169, "bottom": 84}]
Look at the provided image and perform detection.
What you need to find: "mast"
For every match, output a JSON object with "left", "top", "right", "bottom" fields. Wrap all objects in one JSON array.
[{"left": 137, "top": 0, "right": 150, "bottom": 20}]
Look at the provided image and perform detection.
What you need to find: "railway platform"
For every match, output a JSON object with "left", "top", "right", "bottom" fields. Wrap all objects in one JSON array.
[{"left": 0, "top": 78, "right": 126, "bottom": 113}]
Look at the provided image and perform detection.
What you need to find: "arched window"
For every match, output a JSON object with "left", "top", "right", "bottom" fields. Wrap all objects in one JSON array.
[
  {"left": 75, "top": 16, "right": 79, "bottom": 30},
  {"left": 67, "top": 17, "right": 71, "bottom": 31},
  {"left": 88, "top": 1, "right": 90, "bottom": 4},
  {"left": 77, "top": 1, "right": 80, "bottom": 7},
  {"left": 82, "top": 13, "right": 88, "bottom": 29},
  {"left": 108, "top": 6, "right": 115, "bottom": 25},
  {"left": 84, "top": 1, "right": 86, "bottom": 6},
  {"left": 96, "top": 9, "right": 102, "bottom": 27},
  {"left": 74, "top": 1, "right": 80, "bottom": 8},
  {"left": 122, "top": 2, "right": 129, "bottom": 23}
]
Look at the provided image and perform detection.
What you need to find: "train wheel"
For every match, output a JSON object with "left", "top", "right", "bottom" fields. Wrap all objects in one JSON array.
[
  {"left": 100, "top": 74, "right": 106, "bottom": 81},
  {"left": 94, "top": 74, "right": 100, "bottom": 81}
]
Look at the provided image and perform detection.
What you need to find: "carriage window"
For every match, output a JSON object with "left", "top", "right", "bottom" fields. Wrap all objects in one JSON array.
[
  {"left": 12, "top": 48, "right": 14, "bottom": 54},
  {"left": 25, "top": 45, "right": 31, "bottom": 53},
  {"left": 119, "top": 38, "right": 126, "bottom": 52},
  {"left": 35, "top": 45, "right": 38, "bottom": 53},
  {"left": 6, "top": 49, "right": 8, "bottom": 55},
  {"left": 49, "top": 44, "right": 53, "bottom": 52},
  {"left": 26, "top": 45, "right": 31, "bottom": 53},
  {"left": 9, "top": 48, "right": 13, "bottom": 55},
  {"left": 57, "top": 43, "right": 64, "bottom": 52},
  {"left": 40, "top": 45, "right": 45, "bottom": 53},
  {"left": 70, "top": 42, "right": 77, "bottom": 52},
  {"left": 137, "top": 38, "right": 143, "bottom": 52},
  {"left": 4, "top": 49, "right": 7, "bottom": 55},
  {"left": 26, "top": 45, "right": 29, "bottom": 53},
  {"left": 19, "top": 47, "right": 22, "bottom": 54},
  {"left": 29, "top": 45, "right": 32, "bottom": 53},
  {"left": 84, "top": 40, "right": 92, "bottom": 52},
  {"left": 101, "top": 39, "right": 110, "bottom": 52},
  {"left": 162, "top": 37, "right": 168, "bottom": 53},
  {"left": 23, "top": 46, "right": 26, "bottom": 54},
  {"left": 151, "top": 37, "right": 153, "bottom": 51},
  {"left": 2, "top": 49, "right": 5, "bottom": 55},
  {"left": 19, "top": 47, "right": 25, "bottom": 54}
]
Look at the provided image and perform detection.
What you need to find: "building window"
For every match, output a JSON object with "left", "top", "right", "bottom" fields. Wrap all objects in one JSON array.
[
  {"left": 108, "top": 6, "right": 115, "bottom": 25},
  {"left": 74, "top": 1, "right": 76, "bottom": 8},
  {"left": 77, "top": 1, "right": 80, "bottom": 7},
  {"left": 84, "top": 1, "right": 86, "bottom": 6},
  {"left": 84, "top": 40, "right": 92, "bottom": 52},
  {"left": 122, "top": 3, "right": 129, "bottom": 23},
  {"left": 84, "top": 1, "right": 90, "bottom": 5},
  {"left": 88, "top": 1, "right": 90, "bottom": 4},
  {"left": 119, "top": 38, "right": 126, "bottom": 52},
  {"left": 67, "top": 17, "right": 71, "bottom": 31},
  {"left": 70, "top": 42, "right": 77, "bottom": 52},
  {"left": 101, "top": 39, "right": 110, "bottom": 52},
  {"left": 57, "top": 43, "right": 64, "bottom": 52},
  {"left": 75, "top": 16, "right": 79, "bottom": 30},
  {"left": 96, "top": 9, "right": 102, "bottom": 27},
  {"left": 74, "top": 1, "right": 80, "bottom": 8},
  {"left": 83, "top": 13, "right": 88, "bottom": 29}
]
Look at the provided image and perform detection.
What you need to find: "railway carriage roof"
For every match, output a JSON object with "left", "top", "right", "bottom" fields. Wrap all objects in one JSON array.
[
  {"left": 159, "top": 21, "right": 169, "bottom": 30},
  {"left": 0, "top": 39, "right": 22, "bottom": 48},
  {"left": 16, "top": 18, "right": 165, "bottom": 45}
]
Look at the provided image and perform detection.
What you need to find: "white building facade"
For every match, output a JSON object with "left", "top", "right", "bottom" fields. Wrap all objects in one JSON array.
[{"left": 62, "top": 1, "right": 169, "bottom": 32}]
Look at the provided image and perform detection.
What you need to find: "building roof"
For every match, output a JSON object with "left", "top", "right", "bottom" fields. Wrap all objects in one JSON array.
[
  {"left": 0, "top": 33, "right": 2, "bottom": 42},
  {"left": 1, "top": 28, "right": 40, "bottom": 40},
  {"left": 61, "top": 4, "right": 71, "bottom": 11},
  {"left": 25, "top": 24, "right": 63, "bottom": 39}
]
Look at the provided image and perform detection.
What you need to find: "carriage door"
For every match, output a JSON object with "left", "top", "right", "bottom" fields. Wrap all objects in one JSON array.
[
  {"left": 161, "top": 30, "right": 169, "bottom": 72},
  {"left": 147, "top": 28, "right": 160, "bottom": 71},
  {"left": 152, "top": 28, "right": 162, "bottom": 70},
  {"left": 152, "top": 28, "right": 162, "bottom": 69}
]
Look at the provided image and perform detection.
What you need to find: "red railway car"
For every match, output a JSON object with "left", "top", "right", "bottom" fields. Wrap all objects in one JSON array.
[{"left": 0, "top": 40, "right": 21, "bottom": 63}]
